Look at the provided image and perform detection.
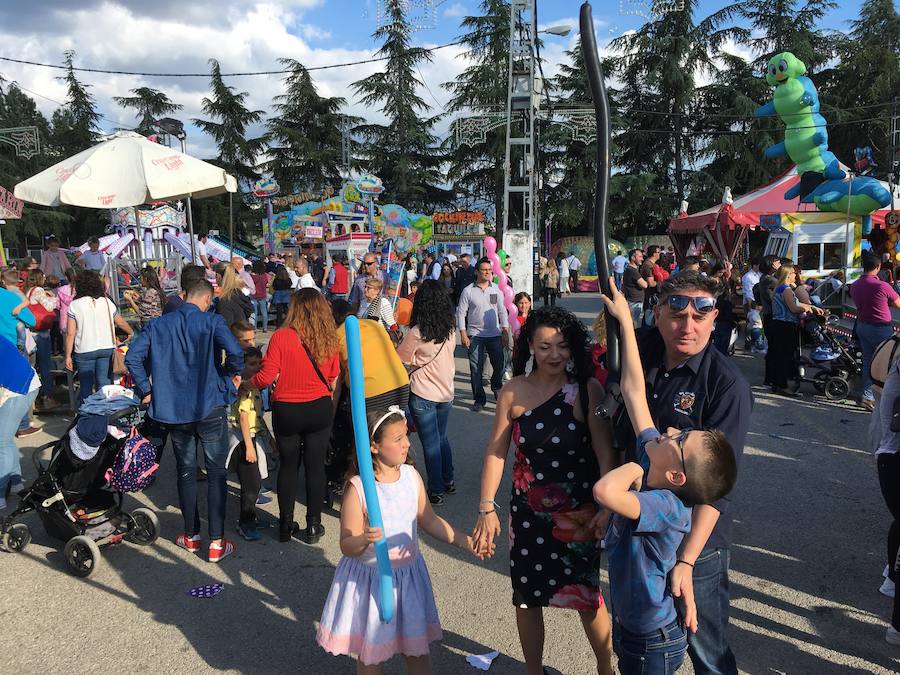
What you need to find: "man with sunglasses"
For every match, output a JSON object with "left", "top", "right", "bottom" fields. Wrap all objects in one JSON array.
[
  {"left": 614, "top": 270, "right": 752, "bottom": 675},
  {"left": 348, "top": 252, "right": 390, "bottom": 313}
]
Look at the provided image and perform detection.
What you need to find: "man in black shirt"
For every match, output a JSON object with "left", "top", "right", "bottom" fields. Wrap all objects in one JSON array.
[
  {"left": 452, "top": 253, "right": 476, "bottom": 304},
  {"left": 622, "top": 248, "right": 648, "bottom": 327},
  {"left": 615, "top": 270, "right": 752, "bottom": 674},
  {"left": 640, "top": 245, "right": 661, "bottom": 325}
]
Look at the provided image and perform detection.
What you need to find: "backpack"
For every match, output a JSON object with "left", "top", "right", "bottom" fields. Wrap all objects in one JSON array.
[{"left": 105, "top": 428, "right": 159, "bottom": 492}]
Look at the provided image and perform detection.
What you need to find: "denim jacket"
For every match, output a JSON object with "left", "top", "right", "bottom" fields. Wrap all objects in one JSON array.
[{"left": 125, "top": 303, "right": 244, "bottom": 424}]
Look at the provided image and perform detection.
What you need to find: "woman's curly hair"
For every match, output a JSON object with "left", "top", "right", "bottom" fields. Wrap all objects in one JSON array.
[
  {"left": 285, "top": 287, "right": 339, "bottom": 364},
  {"left": 410, "top": 279, "right": 455, "bottom": 343},
  {"left": 512, "top": 305, "right": 592, "bottom": 383},
  {"left": 74, "top": 270, "right": 105, "bottom": 299}
]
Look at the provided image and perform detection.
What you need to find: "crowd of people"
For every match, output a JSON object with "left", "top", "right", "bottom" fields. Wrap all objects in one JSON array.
[{"left": 6, "top": 232, "right": 900, "bottom": 669}]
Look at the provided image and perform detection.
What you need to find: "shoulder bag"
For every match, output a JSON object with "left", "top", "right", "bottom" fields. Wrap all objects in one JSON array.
[
  {"left": 104, "top": 298, "right": 128, "bottom": 376},
  {"left": 296, "top": 330, "right": 331, "bottom": 390},
  {"left": 26, "top": 288, "right": 56, "bottom": 332}
]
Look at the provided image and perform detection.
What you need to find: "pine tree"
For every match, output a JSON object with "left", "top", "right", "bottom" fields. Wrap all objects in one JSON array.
[
  {"left": 691, "top": 52, "right": 784, "bottom": 205},
  {"left": 442, "top": 0, "right": 510, "bottom": 221},
  {"left": 351, "top": 0, "right": 450, "bottom": 210},
  {"left": 113, "top": 87, "right": 182, "bottom": 136},
  {"left": 738, "top": 0, "right": 838, "bottom": 72},
  {"left": 827, "top": 0, "right": 899, "bottom": 171},
  {"left": 50, "top": 50, "right": 101, "bottom": 158},
  {"left": 0, "top": 84, "right": 72, "bottom": 243},
  {"left": 611, "top": 1, "right": 745, "bottom": 228},
  {"left": 192, "top": 59, "right": 265, "bottom": 180},
  {"left": 266, "top": 59, "right": 355, "bottom": 194}
]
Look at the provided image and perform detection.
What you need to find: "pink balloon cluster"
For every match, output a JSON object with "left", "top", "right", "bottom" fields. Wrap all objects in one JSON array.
[{"left": 484, "top": 236, "right": 520, "bottom": 336}]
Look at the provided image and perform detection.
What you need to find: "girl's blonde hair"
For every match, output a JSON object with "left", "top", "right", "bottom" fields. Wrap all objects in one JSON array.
[
  {"left": 775, "top": 263, "right": 794, "bottom": 286},
  {"left": 284, "top": 287, "right": 339, "bottom": 363},
  {"left": 219, "top": 266, "right": 244, "bottom": 300},
  {"left": 365, "top": 277, "right": 384, "bottom": 291}
]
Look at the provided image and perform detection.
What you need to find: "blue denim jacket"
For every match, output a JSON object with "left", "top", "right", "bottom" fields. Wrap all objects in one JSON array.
[{"left": 125, "top": 303, "right": 244, "bottom": 424}]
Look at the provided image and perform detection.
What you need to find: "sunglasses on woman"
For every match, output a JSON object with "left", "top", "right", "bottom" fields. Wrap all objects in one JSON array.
[{"left": 664, "top": 295, "right": 716, "bottom": 314}]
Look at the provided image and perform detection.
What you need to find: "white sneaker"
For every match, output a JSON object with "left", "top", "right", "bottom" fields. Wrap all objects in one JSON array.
[
  {"left": 886, "top": 625, "right": 900, "bottom": 646},
  {"left": 880, "top": 577, "right": 895, "bottom": 598}
]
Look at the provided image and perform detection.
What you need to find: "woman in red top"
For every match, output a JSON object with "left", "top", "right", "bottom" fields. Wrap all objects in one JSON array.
[{"left": 253, "top": 288, "right": 340, "bottom": 544}]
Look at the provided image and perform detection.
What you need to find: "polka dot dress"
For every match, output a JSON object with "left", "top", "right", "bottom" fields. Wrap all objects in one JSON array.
[{"left": 508, "top": 384, "right": 604, "bottom": 610}]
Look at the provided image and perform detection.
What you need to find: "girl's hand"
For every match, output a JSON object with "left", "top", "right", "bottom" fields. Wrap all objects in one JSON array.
[
  {"left": 364, "top": 526, "right": 383, "bottom": 544},
  {"left": 245, "top": 445, "right": 257, "bottom": 463},
  {"left": 472, "top": 510, "right": 500, "bottom": 560},
  {"left": 599, "top": 277, "right": 631, "bottom": 323},
  {"left": 589, "top": 508, "right": 610, "bottom": 539}
]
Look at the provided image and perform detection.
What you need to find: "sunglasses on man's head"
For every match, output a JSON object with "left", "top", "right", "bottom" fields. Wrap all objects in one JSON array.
[{"left": 665, "top": 295, "right": 716, "bottom": 314}]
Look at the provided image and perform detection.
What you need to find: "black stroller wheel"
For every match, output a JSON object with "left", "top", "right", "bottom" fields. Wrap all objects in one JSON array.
[
  {"left": 127, "top": 508, "right": 160, "bottom": 546},
  {"left": 2, "top": 523, "right": 31, "bottom": 552},
  {"left": 64, "top": 535, "right": 101, "bottom": 577},
  {"left": 824, "top": 377, "right": 850, "bottom": 401}
]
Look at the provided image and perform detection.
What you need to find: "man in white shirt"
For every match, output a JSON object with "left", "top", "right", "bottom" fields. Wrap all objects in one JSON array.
[
  {"left": 294, "top": 257, "right": 318, "bottom": 290},
  {"left": 741, "top": 259, "right": 761, "bottom": 308},
  {"left": 612, "top": 250, "right": 628, "bottom": 290},
  {"left": 194, "top": 234, "right": 212, "bottom": 270},
  {"left": 565, "top": 252, "right": 582, "bottom": 293}
]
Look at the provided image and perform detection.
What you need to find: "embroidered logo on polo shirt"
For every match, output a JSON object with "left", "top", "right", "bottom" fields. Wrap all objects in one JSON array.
[{"left": 674, "top": 391, "right": 695, "bottom": 415}]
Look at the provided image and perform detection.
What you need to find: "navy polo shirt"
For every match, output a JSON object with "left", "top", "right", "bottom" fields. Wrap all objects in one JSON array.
[{"left": 616, "top": 329, "right": 753, "bottom": 550}]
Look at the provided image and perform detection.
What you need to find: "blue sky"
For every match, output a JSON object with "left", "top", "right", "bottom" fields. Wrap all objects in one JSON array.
[{"left": 0, "top": 0, "right": 874, "bottom": 160}]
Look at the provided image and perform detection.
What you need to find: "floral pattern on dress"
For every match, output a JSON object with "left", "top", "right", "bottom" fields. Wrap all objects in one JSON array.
[{"left": 508, "top": 387, "right": 603, "bottom": 609}]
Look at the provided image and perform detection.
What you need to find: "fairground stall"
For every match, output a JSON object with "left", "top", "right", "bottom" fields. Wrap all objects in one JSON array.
[
  {"left": 430, "top": 210, "right": 486, "bottom": 259},
  {"left": 668, "top": 165, "right": 898, "bottom": 275}
]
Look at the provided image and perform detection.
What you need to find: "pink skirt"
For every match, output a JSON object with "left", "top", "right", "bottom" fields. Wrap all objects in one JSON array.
[{"left": 317, "top": 554, "right": 442, "bottom": 665}]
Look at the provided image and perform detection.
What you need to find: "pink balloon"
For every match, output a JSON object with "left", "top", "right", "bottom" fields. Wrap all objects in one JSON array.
[
  {"left": 483, "top": 236, "right": 497, "bottom": 257},
  {"left": 502, "top": 284, "right": 514, "bottom": 305}
]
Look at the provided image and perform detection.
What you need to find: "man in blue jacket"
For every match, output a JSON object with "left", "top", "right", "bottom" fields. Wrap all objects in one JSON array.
[{"left": 126, "top": 279, "right": 244, "bottom": 563}]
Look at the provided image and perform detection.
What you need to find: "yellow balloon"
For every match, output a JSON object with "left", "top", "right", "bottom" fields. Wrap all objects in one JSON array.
[{"left": 895, "top": 252, "right": 900, "bottom": 261}]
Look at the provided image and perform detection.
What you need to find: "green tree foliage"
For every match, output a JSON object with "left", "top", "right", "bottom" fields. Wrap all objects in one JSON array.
[
  {"left": 49, "top": 50, "right": 102, "bottom": 159},
  {"left": 443, "top": 0, "right": 510, "bottom": 221},
  {"left": 826, "top": 0, "right": 900, "bottom": 172},
  {"left": 611, "top": 1, "right": 745, "bottom": 230},
  {"left": 192, "top": 59, "right": 265, "bottom": 180},
  {"left": 113, "top": 87, "right": 182, "bottom": 136},
  {"left": 351, "top": 0, "right": 451, "bottom": 211},
  {"left": 738, "top": 0, "right": 838, "bottom": 72},
  {"left": 266, "top": 59, "right": 356, "bottom": 194},
  {"left": 0, "top": 83, "right": 74, "bottom": 247}
]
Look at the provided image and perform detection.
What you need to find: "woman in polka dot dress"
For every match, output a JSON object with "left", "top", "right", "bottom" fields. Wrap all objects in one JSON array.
[{"left": 473, "top": 306, "right": 616, "bottom": 674}]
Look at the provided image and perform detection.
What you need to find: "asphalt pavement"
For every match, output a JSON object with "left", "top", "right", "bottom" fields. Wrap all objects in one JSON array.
[{"left": 1, "top": 292, "right": 898, "bottom": 674}]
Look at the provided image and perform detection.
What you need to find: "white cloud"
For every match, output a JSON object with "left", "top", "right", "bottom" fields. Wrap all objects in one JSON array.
[
  {"left": 442, "top": 3, "right": 468, "bottom": 19},
  {"left": 0, "top": 1, "right": 475, "bottom": 161}
]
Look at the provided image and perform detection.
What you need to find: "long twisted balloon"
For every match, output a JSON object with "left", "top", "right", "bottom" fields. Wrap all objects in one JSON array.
[{"left": 580, "top": 1, "right": 619, "bottom": 385}]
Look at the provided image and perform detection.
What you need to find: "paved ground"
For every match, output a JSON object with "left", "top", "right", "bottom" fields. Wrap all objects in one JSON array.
[{"left": 1, "top": 293, "right": 898, "bottom": 674}]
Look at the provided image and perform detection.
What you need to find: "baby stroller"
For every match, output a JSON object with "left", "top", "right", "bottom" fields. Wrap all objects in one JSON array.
[
  {"left": 794, "top": 314, "right": 862, "bottom": 400},
  {"left": 0, "top": 405, "right": 160, "bottom": 577}
]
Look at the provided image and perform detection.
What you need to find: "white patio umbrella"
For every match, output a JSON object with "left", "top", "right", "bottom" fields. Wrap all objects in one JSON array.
[{"left": 14, "top": 130, "right": 236, "bottom": 208}]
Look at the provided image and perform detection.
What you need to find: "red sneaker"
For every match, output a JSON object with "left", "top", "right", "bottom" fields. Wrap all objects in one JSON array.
[
  {"left": 175, "top": 533, "right": 202, "bottom": 553},
  {"left": 208, "top": 538, "right": 235, "bottom": 563}
]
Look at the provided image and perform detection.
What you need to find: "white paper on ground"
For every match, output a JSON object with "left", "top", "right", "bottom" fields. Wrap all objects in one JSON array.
[{"left": 466, "top": 651, "right": 500, "bottom": 670}]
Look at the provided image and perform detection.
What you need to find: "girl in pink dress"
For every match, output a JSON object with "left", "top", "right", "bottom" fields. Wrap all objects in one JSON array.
[{"left": 317, "top": 406, "right": 474, "bottom": 673}]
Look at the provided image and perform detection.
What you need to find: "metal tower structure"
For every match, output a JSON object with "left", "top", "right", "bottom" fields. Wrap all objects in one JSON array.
[{"left": 501, "top": 0, "right": 538, "bottom": 241}]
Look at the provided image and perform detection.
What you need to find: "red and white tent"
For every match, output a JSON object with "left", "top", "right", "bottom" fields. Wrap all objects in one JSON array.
[{"left": 668, "top": 165, "right": 898, "bottom": 261}]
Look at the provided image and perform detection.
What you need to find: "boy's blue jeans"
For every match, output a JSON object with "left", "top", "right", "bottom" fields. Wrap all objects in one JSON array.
[
  {"left": 613, "top": 618, "right": 687, "bottom": 675},
  {"left": 252, "top": 297, "right": 269, "bottom": 330},
  {"left": 408, "top": 393, "right": 454, "bottom": 496}
]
